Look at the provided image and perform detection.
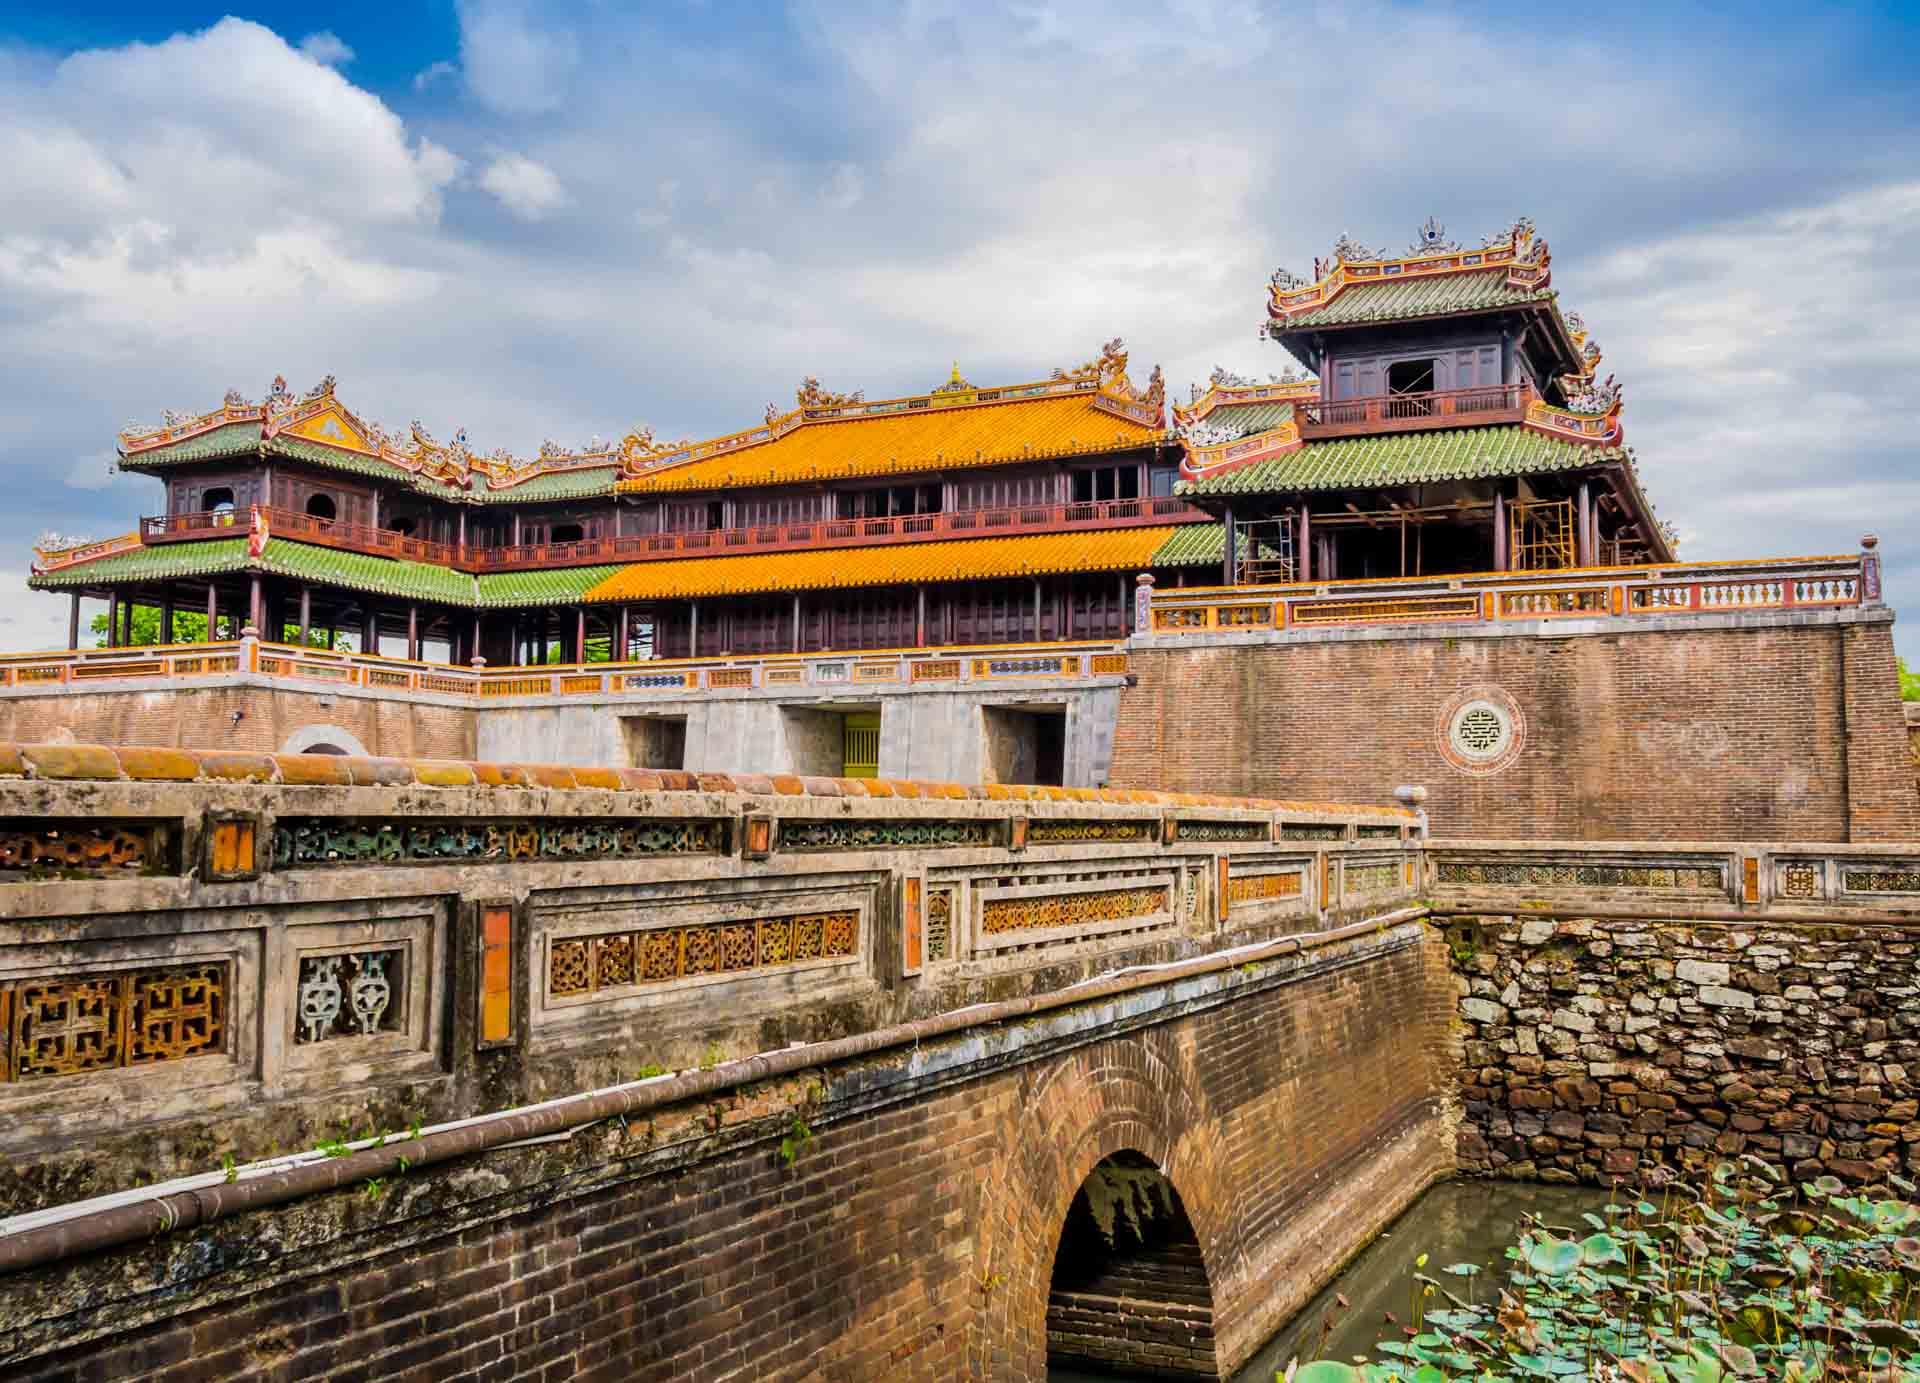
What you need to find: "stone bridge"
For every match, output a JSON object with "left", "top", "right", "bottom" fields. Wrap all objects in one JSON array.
[{"left": 5, "top": 743, "right": 1920, "bottom": 1380}]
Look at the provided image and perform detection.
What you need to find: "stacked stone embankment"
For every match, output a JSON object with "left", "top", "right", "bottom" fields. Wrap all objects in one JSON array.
[{"left": 1449, "top": 914, "right": 1920, "bottom": 1186}]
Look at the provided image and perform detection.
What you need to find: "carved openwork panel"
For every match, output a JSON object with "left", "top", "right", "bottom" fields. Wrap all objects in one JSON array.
[
  {"left": 547, "top": 911, "right": 860, "bottom": 999},
  {"left": 1028, "top": 820, "right": 1153, "bottom": 844},
  {"left": 1343, "top": 862, "right": 1401, "bottom": 896},
  {"left": 1280, "top": 824, "right": 1345, "bottom": 841},
  {"left": 1845, "top": 868, "right": 1920, "bottom": 895},
  {"left": 1357, "top": 825, "right": 1404, "bottom": 841},
  {"left": 295, "top": 949, "right": 403, "bottom": 1044},
  {"left": 1779, "top": 863, "right": 1822, "bottom": 900},
  {"left": 777, "top": 820, "right": 995, "bottom": 851},
  {"left": 925, "top": 890, "right": 954, "bottom": 963},
  {"left": 1435, "top": 860, "right": 1724, "bottom": 892},
  {"left": 2, "top": 963, "right": 226, "bottom": 1082},
  {"left": 1177, "top": 821, "right": 1269, "bottom": 843},
  {"left": 980, "top": 885, "right": 1168, "bottom": 937},
  {"left": 0, "top": 820, "right": 176, "bottom": 879},
  {"left": 272, "top": 818, "right": 724, "bottom": 867},
  {"left": 1228, "top": 871, "right": 1304, "bottom": 904}
]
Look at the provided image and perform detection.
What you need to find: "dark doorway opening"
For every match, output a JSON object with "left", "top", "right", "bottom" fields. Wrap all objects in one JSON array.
[
  {"left": 305, "top": 494, "right": 337, "bottom": 522},
  {"left": 551, "top": 522, "right": 585, "bottom": 544},
  {"left": 1386, "top": 358, "right": 1437, "bottom": 417}
]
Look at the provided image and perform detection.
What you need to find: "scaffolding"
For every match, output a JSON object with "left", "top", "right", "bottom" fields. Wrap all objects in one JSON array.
[
  {"left": 1232, "top": 518, "right": 1296, "bottom": 584},
  {"left": 1508, "top": 498, "right": 1575, "bottom": 571}
]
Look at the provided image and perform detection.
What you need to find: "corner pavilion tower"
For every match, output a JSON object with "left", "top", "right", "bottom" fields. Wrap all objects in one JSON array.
[
  {"left": 1172, "top": 216, "right": 1670, "bottom": 583},
  {"left": 30, "top": 217, "right": 1670, "bottom": 669}
]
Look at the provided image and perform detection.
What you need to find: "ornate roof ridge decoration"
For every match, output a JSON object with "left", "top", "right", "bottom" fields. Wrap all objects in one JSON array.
[
  {"left": 1268, "top": 216, "right": 1554, "bottom": 327},
  {"left": 120, "top": 376, "right": 642, "bottom": 496},
  {"left": 1172, "top": 367, "right": 1319, "bottom": 426},
  {"left": 31, "top": 530, "right": 143, "bottom": 576},
  {"left": 1525, "top": 374, "right": 1624, "bottom": 447},
  {"left": 620, "top": 345, "right": 1167, "bottom": 485}
]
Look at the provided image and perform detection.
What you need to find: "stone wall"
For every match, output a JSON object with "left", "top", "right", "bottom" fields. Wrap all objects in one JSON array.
[
  {"left": 2, "top": 920, "right": 1456, "bottom": 1383},
  {"left": 1447, "top": 912, "right": 1920, "bottom": 1187},
  {"left": 1113, "top": 608, "right": 1920, "bottom": 841},
  {"left": 0, "top": 679, "right": 474, "bottom": 759}
]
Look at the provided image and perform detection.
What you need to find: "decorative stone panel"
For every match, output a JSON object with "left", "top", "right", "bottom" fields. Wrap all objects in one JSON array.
[
  {"left": 1, "top": 963, "right": 226, "bottom": 1083},
  {"left": 776, "top": 819, "right": 995, "bottom": 851},
  {"left": 272, "top": 817, "right": 724, "bottom": 867},
  {"left": 0, "top": 819, "right": 177, "bottom": 879},
  {"left": 545, "top": 911, "right": 860, "bottom": 1000}
]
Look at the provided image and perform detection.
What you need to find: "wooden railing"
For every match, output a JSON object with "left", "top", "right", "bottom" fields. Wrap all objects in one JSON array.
[
  {"left": 1141, "top": 553, "right": 1872, "bottom": 636},
  {"left": 0, "top": 639, "right": 1134, "bottom": 699},
  {"left": 1295, "top": 383, "right": 1530, "bottom": 439},
  {"left": 138, "top": 494, "right": 1208, "bottom": 573}
]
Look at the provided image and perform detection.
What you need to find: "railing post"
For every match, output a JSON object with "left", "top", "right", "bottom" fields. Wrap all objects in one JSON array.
[
  {"left": 1862, "top": 533, "right": 1884, "bottom": 606},
  {"left": 1134, "top": 572, "right": 1155, "bottom": 634}
]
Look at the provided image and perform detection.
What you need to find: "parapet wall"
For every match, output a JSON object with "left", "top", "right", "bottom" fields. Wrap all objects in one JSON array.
[
  {"left": 0, "top": 741, "right": 1417, "bottom": 1218},
  {"left": 1115, "top": 606, "right": 1920, "bottom": 841}
]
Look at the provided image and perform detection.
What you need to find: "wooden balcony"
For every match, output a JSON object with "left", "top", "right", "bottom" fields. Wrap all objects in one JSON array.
[
  {"left": 139, "top": 494, "right": 1209, "bottom": 572},
  {"left": 1294, "top": 384, "right": 1530, "bottom": 440}
]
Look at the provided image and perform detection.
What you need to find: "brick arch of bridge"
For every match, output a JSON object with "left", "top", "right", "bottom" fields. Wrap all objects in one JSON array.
[{"left": 971, "top": 1022, "right": 1235, "bottom": 1377}]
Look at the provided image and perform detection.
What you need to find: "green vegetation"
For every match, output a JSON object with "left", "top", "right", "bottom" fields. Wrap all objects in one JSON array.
[
  {"left": 1286, "top": 1161, "right": 1920, "bottom": 1380},
  {"left": 90, "top": 606, "right": 349, "bottom": 650},
  {"left": 1900, "top": 658, "right": 1920, "bottom": 703},
  {"left": 778, "top": 1115, "right": 812, "bottom": 1168}
]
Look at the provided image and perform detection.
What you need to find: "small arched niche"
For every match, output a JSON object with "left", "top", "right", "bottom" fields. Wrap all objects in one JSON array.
[
  {"left": 1046, "top": 1150, "right": 1216, "bottom": 1377},
  {"left": 305, "top": 493, "right": 337, "bottom": 522}
]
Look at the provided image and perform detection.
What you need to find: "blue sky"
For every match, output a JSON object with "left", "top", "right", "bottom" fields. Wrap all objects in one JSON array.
[{"left": 3, "top": 2, "right": 1919, "bottom": 651}]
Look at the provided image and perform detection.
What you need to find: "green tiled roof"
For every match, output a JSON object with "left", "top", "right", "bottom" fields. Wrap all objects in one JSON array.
[
  {"left": 118, "top": 423, "right": 262, "bottom": 469},
  {"left": 1197, "top": 401, "right": 1293, "bottom": 439},
  {"left": 1177, "top": 426, "right": 1623, "bottom": 497},
  {"left": 257, "top": 541, "right": 474, "bottom": 605},
  {"left": 30, "top": 538, "right": 250, "bottom": 589},
  {"left": 477, "top": 565, "right": 622, "bottom": 608},
  {"left": 1150, "top": 524, "right": 1280, "bottom": 566},
  {"left": 467, "top": 469, "right": 619, "bottom": 505},
  {"left": 268, "top": 434, "right": 416, "bottom": 484},
  {"left": 1276, "top": 271, "right": 1553, "bottom": 329}
]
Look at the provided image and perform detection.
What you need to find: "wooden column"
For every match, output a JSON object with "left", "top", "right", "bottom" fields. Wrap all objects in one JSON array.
[
  {"left": 512, "top": 512, "right": 522, "bottom": 546},
  {"left": 298, "top": 585, "right": 311, "bottom": 647},
  {"left": 206, "top": 585, "right": 218, "bottom": 641},
  {"left": 407, "top": 605, "right": 418, "bottom": 661},
  {"left": 68, "top": 593, "right": 81, "bottom": 650},
  {"left": 363, "top": 609, "right": 377, "bottom": 657},
  {"left": 457, "top": 509, "right": 467, "bottom": 550},
  {"left": 915, "top": 586, "right": 927, "bottom": 647},
  {"left": 1300, "top": 504, "right": 1312, "bottom": 582},
  {"left": 575, "top": 608, "right": 586, "bottom": 664},
  {"left": 689, "top": 602, "right": 700, "bottom": 659},
  {"left": 248, "top": 576, "right": 262, "bottom": 633},
  {"left": 1576, "top": 482, "right": 1593, "bottom": 567},
  {"left": 105, "top": 591, "right": 118, "bottom": 647},
  {"left": 1032, "top": 579, "right": 1043, "bottom": 642},
  {"left": 792, "top": 596, "right": 802, "bottom": 654},
  {"left": 160, "top": 591, "right": 175, "bottom": 646},
  {"left": 1222, "top": 503, "right": 1237, "bottom": 585},
  {"left": 1493, "top": 491, "right": 1508, "bottom": 572},
  {"left": 616, "top": 607, "right": 628, "bottom": 662}
]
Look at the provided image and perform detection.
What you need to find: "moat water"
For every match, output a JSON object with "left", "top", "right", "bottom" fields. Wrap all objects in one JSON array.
[{"left": 1050, "top": 1179, "right": 1610, "bottom": 1383}]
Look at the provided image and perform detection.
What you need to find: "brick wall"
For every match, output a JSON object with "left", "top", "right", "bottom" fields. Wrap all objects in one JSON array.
[
  {"left": 1113, "top": 616, "right": 1920, "bottom": 841},
  {"left": 0, "top": 683, "right": 474, "bottom": 759},
  {"left": 7, "top": 927, "right": 1455, "bottom": 1383},
  {"left": 1447, "top": 914, "right": 1920, "bottom": 1188}
]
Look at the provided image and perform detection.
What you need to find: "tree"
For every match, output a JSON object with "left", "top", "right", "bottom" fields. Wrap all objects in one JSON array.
[
  {"left": 1901, "top": 657, "right": 1920, "bottom": 703},
  {"left": 92, "top": 607, "right": 349, "bottom": 650}
]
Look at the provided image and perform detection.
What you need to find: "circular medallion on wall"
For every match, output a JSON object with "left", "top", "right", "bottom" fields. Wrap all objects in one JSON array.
[{"left": 1435, "top": 685, "right": 1526, "bottom": 777}]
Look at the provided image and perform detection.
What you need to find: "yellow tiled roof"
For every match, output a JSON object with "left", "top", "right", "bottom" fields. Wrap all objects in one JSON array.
[
  {"left": 614, "top": 393, "right": 1162, "bottom": 496},
  {"left": 584, "top": 526, "right": 1180, "bottom": 602}
]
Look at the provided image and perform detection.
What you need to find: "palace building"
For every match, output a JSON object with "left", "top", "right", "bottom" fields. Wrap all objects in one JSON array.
[{"left": 29, "top": 217, "right": 1665, "bottom": 668}]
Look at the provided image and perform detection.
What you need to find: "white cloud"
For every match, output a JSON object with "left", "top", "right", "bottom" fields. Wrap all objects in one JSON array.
[
  {"left": 822, "top": 163, "right": 864, "bottom": 211},
  {"left": 297, "top": 31, "right": 355, "bottom": 66},
  {"left": 413, "top": 59, "right": 457, "bottom": 91},
  {"left": 457, "top": 0, "right": 580, "bottom": 115},
  {"left": 480, "top": 153, "right": 569, "bottom": 221}
]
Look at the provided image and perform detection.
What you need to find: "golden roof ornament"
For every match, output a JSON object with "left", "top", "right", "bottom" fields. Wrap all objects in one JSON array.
[
  {"left": 932, "top": 361, "right": 973, "bottom": 395},
  {"left": 796, "top": 377, "right": 864, "bottom": 409}
]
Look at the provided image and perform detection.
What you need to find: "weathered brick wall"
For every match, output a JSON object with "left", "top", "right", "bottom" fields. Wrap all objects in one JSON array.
[
  {"left": 5, "top": 926, "right": 1456, "bottom": 1383},
  {"left": 1113, "top": 615, "right": 1920, "bottom": 841},
  {"left": 1447, "top": 914, "right": 1920, "bottom": 1187},
  {"left": 0, "top": 683, "right": 474, "bottom": 758}
]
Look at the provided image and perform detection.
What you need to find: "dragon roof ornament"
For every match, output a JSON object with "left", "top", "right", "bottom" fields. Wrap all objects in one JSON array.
[{"left": 1271, "top": 216, "right": 1556, "bottom": 329}]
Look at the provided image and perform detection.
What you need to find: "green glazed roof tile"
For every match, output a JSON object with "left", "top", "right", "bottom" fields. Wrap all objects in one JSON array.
[
  {"left": 1276, "top": 271, "right": 1553, "bottom": 329},
  {"left": 117, "top": 423, "right": 262, "bottom": 469},
  {"left": 1150, "top": 523, "right": 1280, "bottom": 566},
  {"left": 1197, "top": 401, "right": 1294, "bottom": 439},
  {"left": 29, "top": 538, "right": 251, "bottom": 588},
  {"left": 477, "top": 565, "right": 624, "bottom": 608},
  {"left": 467, "top": 470, "right": 619, "bottom": 504},
  {"left": 267, "top": 435, "right": 417, "bottom": 484},
  {"left": 256, "top": 542, "right": 474, "bottom": 605},
  {"left": 1177, "top": 425, "right": 1623, "bottom": 497}
]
